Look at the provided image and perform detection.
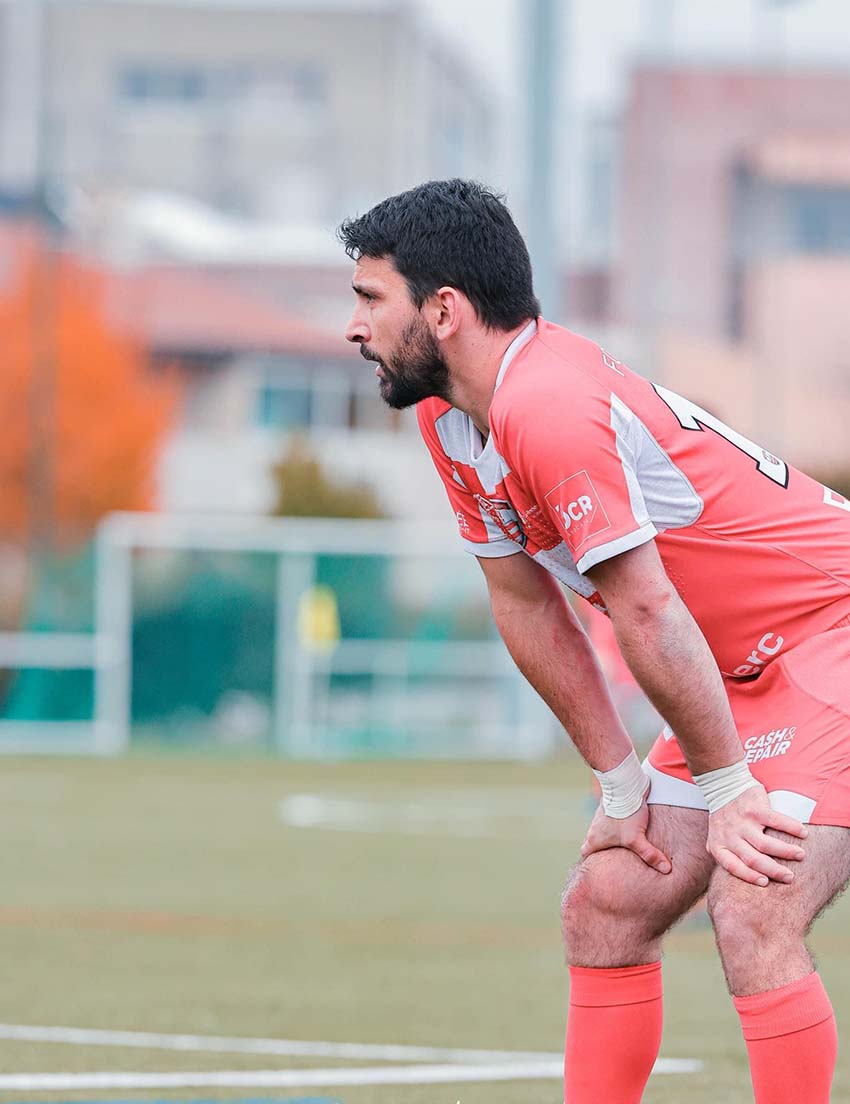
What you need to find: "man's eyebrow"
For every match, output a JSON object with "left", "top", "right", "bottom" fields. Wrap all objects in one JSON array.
[{"left": 351, "top": 282, "right": 381, "bottom": 297}]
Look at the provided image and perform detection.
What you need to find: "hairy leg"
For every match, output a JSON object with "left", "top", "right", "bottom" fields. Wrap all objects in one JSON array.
[
  {"left": 709, "top": 825, "right": 850, "bottom": 1104},
  {"left": 561, "top": 805, "right": 712, "bottom": 1104},
  {"left": 708, "top": 824, "right": 850, "bottom": 995},
  {"left": 562, "top": 804, "right": 712, "bottom": 966}
]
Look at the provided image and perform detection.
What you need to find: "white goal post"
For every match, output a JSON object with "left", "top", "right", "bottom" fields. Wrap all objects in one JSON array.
[{"left": 81, "top": 512, "right": 555, "bottom": 759}]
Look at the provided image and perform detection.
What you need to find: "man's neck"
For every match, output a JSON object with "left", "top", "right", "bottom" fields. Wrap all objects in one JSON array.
[{"left": 446, "top": 320, "right": 533, "bottom": 434}]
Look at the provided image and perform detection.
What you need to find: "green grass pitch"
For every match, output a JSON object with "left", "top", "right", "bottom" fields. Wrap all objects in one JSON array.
[{"left": 0, "top": 754, "right": 847, "bottom": 1103}]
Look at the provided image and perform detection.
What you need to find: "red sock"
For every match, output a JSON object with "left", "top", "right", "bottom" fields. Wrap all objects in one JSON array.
[
  {"left": 734, "top": 972, "right": 837, "bottom": 1104},
  {"left": 564, "top": 961, "right": 663, "bottom": 1103}
]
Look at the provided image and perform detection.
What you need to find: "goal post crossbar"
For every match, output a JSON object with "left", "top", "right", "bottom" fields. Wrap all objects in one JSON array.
[
  {"left": 0, "top": 514, "right": 549, "bottom": 758},
  {"left": 90, "top": 512, "right": 549, "bottom": 759}
]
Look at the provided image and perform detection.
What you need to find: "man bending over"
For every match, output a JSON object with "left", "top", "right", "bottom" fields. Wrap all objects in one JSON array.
[{"left": 339, "top": 179, "right": 850, "bottom": 1103}]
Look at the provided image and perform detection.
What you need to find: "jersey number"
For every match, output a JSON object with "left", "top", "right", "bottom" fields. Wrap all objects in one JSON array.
[
  {"left": 654, "top": 385, "right": 789, "bottom": 489},
  {"left": 824, "top": 486, "right": 850, "bottom": 514}
]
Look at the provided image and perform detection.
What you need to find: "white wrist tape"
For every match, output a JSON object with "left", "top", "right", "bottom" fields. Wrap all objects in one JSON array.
[
  {"left": 693, "top": 758, "right": 759, "bottom": 814},
  {"left": 592, "top": 749, "right": 650, "bottom": 819}
]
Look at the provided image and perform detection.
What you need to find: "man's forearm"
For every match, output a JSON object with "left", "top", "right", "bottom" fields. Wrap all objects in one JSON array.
[
  {"left": 488, "top": 582, "right": 634, "bottom": 772},
  {"left": 582, "top": 541, "right": 803, "bottom": 884},
  {"left": 609, "top": 588, "right": 743, "bottom": 776}
]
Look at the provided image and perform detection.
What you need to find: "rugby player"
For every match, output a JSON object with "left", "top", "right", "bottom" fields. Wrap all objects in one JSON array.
[{"left": 339, "top": 179, "right": 850, "bottom": 1103}]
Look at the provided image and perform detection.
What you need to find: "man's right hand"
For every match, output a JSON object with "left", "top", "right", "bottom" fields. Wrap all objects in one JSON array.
[{"left": 580, "top": 797, "right": 672, "bottom": 874}]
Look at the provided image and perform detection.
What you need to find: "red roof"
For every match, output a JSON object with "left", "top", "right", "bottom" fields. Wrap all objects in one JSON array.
[{"left": 104, "top": 264, "right": 351, "bottom": 358}]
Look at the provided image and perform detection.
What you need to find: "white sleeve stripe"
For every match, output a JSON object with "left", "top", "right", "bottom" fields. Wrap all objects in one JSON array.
[
  {"left": 608, "top": 392, "right": 703, "bottom": 532},
  {"left": 610, "top": 393, "right": 651, "bottom": 527},
  {"left": 575, "top": 522, "right": 658, "bottom": 574},
  {"left": 462, "top": 538, "right": 524, "bottom": 558}
]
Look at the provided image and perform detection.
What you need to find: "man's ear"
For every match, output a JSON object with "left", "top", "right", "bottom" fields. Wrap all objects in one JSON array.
[{"left": 431, "top": 286, "right": 464, "bottom": 341}]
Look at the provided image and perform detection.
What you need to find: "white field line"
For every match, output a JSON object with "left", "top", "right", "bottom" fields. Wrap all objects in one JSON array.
[
  {"left": 277, "top": 792, "right": 586, "bottom": 838},
  {"left": 0, "top": 1024, "right": 702, "bottom": 1081},
  {"left": 0, "top": 1024, "right": 557, "bottom": 1064},
  {"left": 0, "top": 1058, "right": 702, "bottom": 1092}
]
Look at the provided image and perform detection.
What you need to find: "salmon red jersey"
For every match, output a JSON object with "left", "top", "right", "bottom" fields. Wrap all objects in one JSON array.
[{"left": 417, "top": 319, "right": 850, "bottom": 680}]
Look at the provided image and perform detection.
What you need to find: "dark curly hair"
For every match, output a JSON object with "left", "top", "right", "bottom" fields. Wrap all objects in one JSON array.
[{"left": 337, "top": 179, "right": 540, "bottom": 331}]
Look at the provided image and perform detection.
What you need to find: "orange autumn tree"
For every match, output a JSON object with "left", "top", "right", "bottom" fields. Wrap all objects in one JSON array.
[{"left": 0, "top": 232, "right": 180, "bottom": 553}]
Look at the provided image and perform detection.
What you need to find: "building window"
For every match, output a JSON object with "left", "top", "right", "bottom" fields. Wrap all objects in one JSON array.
[
  {"left": 287, "top": 65, "right": 326, "bottom": 107},
  {"left": 253, "top": 359, "right": 405, "bottom": 434},
  {"left": 118, "top": 62, "right": 327, "bottom": 109},
  {"left": 789, "top": 187, "right": 850, "bottom": 253},
  {"left": 257, "top": 382, "right": 313, "bottom": 430},
  {"left": 793, "top": 191, "right": 830, "bottom": 251},
  {"left": 118, "top": 65, "right": 208, "bottom": 104},
  {"left": 350, "top": 384, "right": 397, "bottom": 431}
]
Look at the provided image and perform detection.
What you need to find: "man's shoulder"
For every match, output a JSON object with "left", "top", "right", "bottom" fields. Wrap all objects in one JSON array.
[
  {"left": 415, "top": 397, "right": 457, "bottom": 452},
  {"left": 492, "top": 321, "right": 612, "bottom": 434},
  {"left": 532, "top": 318, "right": 606, "bottom": 367},
  {"left": 416, "top": 396, "right": 453, "bottom": 429},
  {"left": 504, "top": 322, "right": 616, "bottom": 398}
]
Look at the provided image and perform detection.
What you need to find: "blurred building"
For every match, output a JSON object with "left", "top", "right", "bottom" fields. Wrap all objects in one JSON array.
[
  {"left": 614, "top": 63, "right": 850, "bottom": 472},
  {"left": 101, "top": 251, "right": 444, "bottom": 518},
  {"left": 103, "top": 261, "right": 375, "bottom": 515},
  {"left": 0, "top": 0, "right": 497, "bottom": 522},
  {"left": 0, "top": 0, "right": 493, "bottom": 224},
  {"left": 0, "top": 215, "right": 447, "bottom": 518}
]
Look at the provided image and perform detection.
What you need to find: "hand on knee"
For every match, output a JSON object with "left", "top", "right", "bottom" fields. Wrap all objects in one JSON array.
[{"left": 561, "top": 850, "right": 695, "bottom": 968}]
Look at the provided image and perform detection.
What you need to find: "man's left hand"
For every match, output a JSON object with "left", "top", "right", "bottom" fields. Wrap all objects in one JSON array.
[{"left": 707, "top": 783, "right": 807, "bottom": 886}]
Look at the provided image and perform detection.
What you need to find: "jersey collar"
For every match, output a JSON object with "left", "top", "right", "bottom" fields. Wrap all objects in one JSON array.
[
  {"left": 494, "top": 317, "right": 538, "bottom": 392},
  {"left": 464, "top": 318, "right": 538, "bottom": 468}
]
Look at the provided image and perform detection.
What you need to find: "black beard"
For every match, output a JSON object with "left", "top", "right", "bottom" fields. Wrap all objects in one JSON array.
[{"left": 361, "top": 318, "right": 451, "bottom": 410}]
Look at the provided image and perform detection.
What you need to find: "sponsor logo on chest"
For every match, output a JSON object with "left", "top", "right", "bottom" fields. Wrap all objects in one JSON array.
[{"left": 544, "top": 470, "right": 611, "bottom": 553}]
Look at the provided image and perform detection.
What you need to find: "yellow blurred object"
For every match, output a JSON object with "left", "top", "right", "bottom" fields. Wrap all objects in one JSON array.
[{"left": 298, "top": 585, "right": 341, "bottom": 653}]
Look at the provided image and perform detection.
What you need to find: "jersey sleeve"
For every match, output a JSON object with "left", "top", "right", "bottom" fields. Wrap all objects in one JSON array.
[
  {"left": 497, "top": 383, "right": 657, "bottom": 573},
  {"left": 416, "top": 400, "right": 522, "bottom": 559}
]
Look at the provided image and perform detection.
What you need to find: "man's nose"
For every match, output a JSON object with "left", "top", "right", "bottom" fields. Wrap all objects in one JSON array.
[{"left": 345, "top": 311, "right": 370, "bottom": 344}]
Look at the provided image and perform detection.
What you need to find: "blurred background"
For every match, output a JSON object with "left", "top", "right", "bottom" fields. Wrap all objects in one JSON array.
[
  {"left": 1, "top": 4, "right": 850, "bottom": 1101},
  {"left": 5, "top": 0, "right": 849, "bottom": 760}
]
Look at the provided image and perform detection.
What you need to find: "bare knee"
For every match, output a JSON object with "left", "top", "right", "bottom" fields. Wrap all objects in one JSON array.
[
  {"left": 707, "top": 828, "right": 820, "bottom": 954},
  {"left": 707, "top": 875, "right": 791, "bottom": 947},
  {"left": 562, "top": 807, "right": 711, "bottom": 967},
  {"left": 707, "top": 868, "right": 812, "bottom": 994},
  {"left": 561, "top": 849, "right": 701, "bottom": 967},
  {"left": 561, "top": 853, "right": 629, "bottom": 948}
]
